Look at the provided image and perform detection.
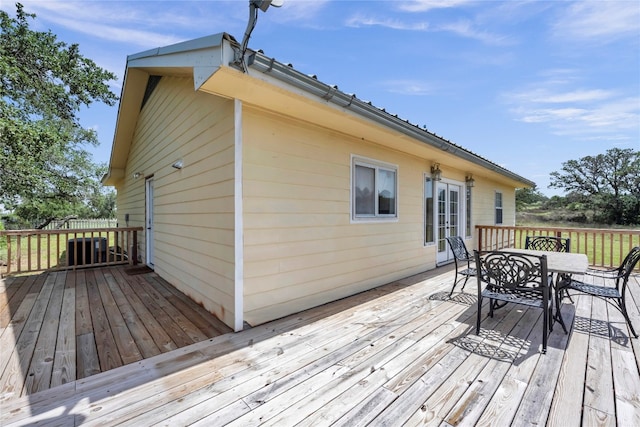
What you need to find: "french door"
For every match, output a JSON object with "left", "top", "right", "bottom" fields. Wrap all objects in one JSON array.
[{"left": 436, "top": 181, "right": 462, "bottom": 265}]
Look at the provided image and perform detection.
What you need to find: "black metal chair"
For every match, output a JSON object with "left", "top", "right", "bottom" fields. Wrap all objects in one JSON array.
[
  {"left": 474, "top": 250, "right": 553, "bottom": 353},
  {"left": 445, "top": 236, "right": 476, "bottom": 296},
  {"left": 525, "top": 235, "right": 570, "bottom": 253},
  {"left": 557, "top": 246, "right": 640, "bottom": 338},
  {"left": 525, "top": 235, "right": 573, "bottom": 304}
]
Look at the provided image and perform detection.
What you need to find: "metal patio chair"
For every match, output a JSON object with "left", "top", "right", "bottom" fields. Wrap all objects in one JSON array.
[
  {"left": 526, "top": 235, "right": 573, "bottom": 302},
  {"left": 557, "top": 246, "right": 640, "bottom": 338},
  {"left": 445, "top": 236, "right": 476, "bottom": 296},
  {"left": 474, "top": 250, "right": 553, "bottom": 353},
  {"left": 525, "top": 235, "right": 570, "bottom": 253}
]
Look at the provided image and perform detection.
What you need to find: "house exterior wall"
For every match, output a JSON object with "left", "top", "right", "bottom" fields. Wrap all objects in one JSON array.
[
  {"left": 472, "top": 181, "right": 516, "bottom": 226},
  {"left": 115, "top": 76, "right": 237, "bottom": 326},
  {"left": 111, "top": 74, "right": 521, "bottom": 331},
  {"left": 241, "top": 107, "right": 437, "bottom": 326}
]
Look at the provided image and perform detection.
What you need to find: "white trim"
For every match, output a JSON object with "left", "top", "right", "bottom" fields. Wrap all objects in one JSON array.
[
  {"left": 435, "top": 178, "right": 465, "bottom": 265},
  {"left": 145, "top": 177, "right": 154, "bottom": 268},
  {"left": 350, "top": 154, "right": 399, "bottom": 223},
  {"left": 465, "top": 184, "right": 473, "bottom": 238},
  {"left": 423, "top": 173, "right": 435, "bottom": 246},
  {"left": 233, "top": 99, "right": 244, "bottom": 332},
  {"left": 495, "top": 190, "right": 504, "bottom": 225}
]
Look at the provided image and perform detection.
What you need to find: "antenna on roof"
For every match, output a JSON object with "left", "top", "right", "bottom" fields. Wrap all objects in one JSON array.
[{"left": 238, "top": 0, "right": 283, "bottom": 73}]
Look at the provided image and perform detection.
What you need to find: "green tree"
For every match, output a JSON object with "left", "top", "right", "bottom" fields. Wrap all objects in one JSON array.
[
  {"left": 0, "top": 3, "right": 117, "bottom": 226},
  {"left": 516, "top": 186, "right": 547, "bottom": 210},
  {"left": 549, "top": 147, "right": 640, "bottom": 225}
]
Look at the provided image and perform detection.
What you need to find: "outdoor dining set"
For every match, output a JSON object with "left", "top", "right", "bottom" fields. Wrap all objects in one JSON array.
[{"left": 446, "top": 235, "right": 640, "bottom": 353}]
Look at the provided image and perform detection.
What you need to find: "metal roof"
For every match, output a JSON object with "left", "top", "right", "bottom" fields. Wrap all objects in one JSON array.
[
  {"left": 106, "top": 33, "right": 534, "bottom": 188},
  {"left": 243, "top": 45, "right": 534, "bottom": 187}
]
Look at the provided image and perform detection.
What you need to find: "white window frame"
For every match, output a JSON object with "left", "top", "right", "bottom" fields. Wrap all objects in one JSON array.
[
  {"left": 351, "top": 155, "right": 398, "bottom": 222},
  {"left": 495, "top": 191, "right": 503, "bottom": 225},
  {"left": 465, "top": 184, "right": 472, "bottom": 238},
  {"left": 424, "top": 174, "right": 435, "bottom": 245}
]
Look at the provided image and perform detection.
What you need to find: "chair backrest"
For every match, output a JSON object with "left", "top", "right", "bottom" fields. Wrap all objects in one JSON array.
[
  {"left": 474, "top": 250, "right": 549, "bottom": 296},
  {"left": 525, "top": 236, "right": 570, "bottom": 253},
  {"left": 620, "top": 246, "right": 640, "bottom": 280},
  {"left": 446, "top": 236, "right": 471, "bottom": 261}
]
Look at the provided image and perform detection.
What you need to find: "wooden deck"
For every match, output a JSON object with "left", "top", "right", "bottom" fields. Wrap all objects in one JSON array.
[
  {"left": 0, "top": 266, "right": 231, "bottom": 401},
  {"left": 1, "top": 265, "right": 639, "bottom": 426}
]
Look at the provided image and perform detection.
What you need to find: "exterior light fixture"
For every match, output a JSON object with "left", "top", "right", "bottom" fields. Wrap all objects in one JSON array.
[
  {"left": 172, "top": 159, "right": 183, "bottom": 170},
  {"left": 133, "top": 172, "right": 143, "bottom": 180},
  {"left": 466, "top": 174, "right": 475, "bottom": 187},
  {"left": 431, "top": 163, "right": 442, "bottom": 181}
]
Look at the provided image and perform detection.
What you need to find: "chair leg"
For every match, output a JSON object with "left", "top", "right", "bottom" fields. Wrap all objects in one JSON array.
[
  {"left": 558, "top": 274, "right": 574, "bottom": 303},
  {"left": 449, "top": 269, "right": 459, "bottom": 297},
  {"left": 554, "top": 288, "right": 568, "bottom": 334},
  {"left": 476, "top": 296, "right": 482, "bottom": 335},
  {"left": 460, "top": 274, "right": 470, "bottom": 293},
  {"left": 619, "top": 299, "right": 639, "bottom": 338},
  {"left": 542, "top": 308, "right": 548, "bottom": 354}
]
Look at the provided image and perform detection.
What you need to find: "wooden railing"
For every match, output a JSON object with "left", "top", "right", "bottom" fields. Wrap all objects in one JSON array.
[
  {"left": 1, "top": 227, "right": 143, "bottom": 276},
  {"left": 476, "top": 225, "right": 640, "bottom": 269}
]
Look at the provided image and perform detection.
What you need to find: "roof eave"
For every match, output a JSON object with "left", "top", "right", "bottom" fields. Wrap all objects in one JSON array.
[
  {"left": 104, "top": 33, "right": 236, "bottom": 181},
  {"left": 246, "top": 52, "right": 535, "bottom": 188}
]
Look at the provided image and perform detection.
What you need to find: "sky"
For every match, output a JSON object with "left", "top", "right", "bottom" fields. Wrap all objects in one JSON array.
[{"left": 6, "top": 0, "right": 640, "bottom": 196}]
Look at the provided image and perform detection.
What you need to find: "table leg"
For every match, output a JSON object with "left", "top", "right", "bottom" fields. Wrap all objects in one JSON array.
[{"left": 553, "top": 273, "right": 570, "bottom": 334}]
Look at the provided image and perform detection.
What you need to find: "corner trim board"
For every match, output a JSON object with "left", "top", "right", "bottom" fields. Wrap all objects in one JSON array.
[{"left": 234, "top": 98, "right": 244, "bottom": 332}]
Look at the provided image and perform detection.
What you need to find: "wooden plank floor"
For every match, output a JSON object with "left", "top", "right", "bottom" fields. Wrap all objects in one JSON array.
[
  {"left": 0, "top": 266, "right": 231, "bottom": 401},
  {"left": 1, "top": 266, "right": 639, "bottom": 426}
]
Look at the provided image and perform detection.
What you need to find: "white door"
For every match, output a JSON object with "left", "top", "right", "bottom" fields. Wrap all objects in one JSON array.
[
  {"left": 436, "top": 181, "right": 462, "bottom": 265},
  {"left": 145, "top": 177, "right": 155, "bottom": 268}
]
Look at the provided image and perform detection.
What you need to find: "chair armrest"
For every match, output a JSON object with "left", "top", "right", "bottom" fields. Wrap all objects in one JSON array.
[{"left": 584, "top": 268, "right": 621, "bottom": 279}]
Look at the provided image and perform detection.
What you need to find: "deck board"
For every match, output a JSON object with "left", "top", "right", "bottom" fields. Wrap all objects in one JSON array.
[
  {"left": 25, "top": 271, "right": 67, "bottom": 395},
  {"left": 50, "top": 271, "right": 77, "bottom": 388},
  {"left": 110, "top": 267, "right": 177, "bottom": 353},
  {"left": 86, "top": 269, "right": 123, "bottom": 372},
  {"left": 0, "top": 266, "right": 231, "bottom": 402},
  {"left": 103, "top": 269, "right": 161, "bottom": 359},
  {"left": 1, "top": 266, "right": 639, "bottom": 426}
]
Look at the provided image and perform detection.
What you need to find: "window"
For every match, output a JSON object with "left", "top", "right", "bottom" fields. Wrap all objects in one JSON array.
[
  {"left": 353, "top": 157, "right": 397, "bottom": 220},
  {"left": 495, "top": 191, "right": 503, "bottom": 224},
  {"left": 465, "top": 185, "right": 472, "bottom": 237},
  {"left": 425, "top": 176, "right": 434, "bottom": 244}
]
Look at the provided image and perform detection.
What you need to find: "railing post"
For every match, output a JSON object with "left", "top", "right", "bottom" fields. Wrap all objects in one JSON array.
[
  {"left": 16, "top": 235, "right": 22, "bottom": 273},
  {"left": 6, "top": 235, "right": 12, "bottom": 275},
  {"left": 132, "top": 230, "right": 138, "bottom": 266}
]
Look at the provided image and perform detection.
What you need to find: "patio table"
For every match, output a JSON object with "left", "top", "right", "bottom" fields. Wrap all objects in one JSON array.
[{"left": 500, "top": 248, "right": 588, "bottom": 331}]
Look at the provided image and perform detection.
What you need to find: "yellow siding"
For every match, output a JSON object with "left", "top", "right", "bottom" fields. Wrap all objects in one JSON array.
[
  {"left": 116, "top": 76, "right": 236, "bottom": 327},
  {"left": 112, "top": 75, "right": 524, "bottom": 330},
  {"left": 471, "top": 181, "right": 516, "bottom": 227},
  {"left": 242, "top": 108, "right": 434, "bottom": 325}
]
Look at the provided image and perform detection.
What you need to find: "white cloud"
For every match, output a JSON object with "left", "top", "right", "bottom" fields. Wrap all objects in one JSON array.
[
  {"left": 397, "top": 0, "right": 476, "bottom": 13},
  {"left": 437, "top": 19, "right": 513, "bottom": 45},
  {"left": 382, "top": 79, "right": 435, "bottom": 96},
  {"left": 276, "top": 0, "right": 331, "bottom": 22},
  {"left": 346, "top": 14, "right": 429, "bottom": 31},
  {"left": 510, "top": 88, "right": 616, "bottom": 104},
  {"left": 504, "top": 71, "right": 640, "bottom": 140},
  {"left": 346, "top": 15, "right": 510, "bottom": 46},
  {"left": 19, "top": 0, "right": 241, "bottom": 47},
  {"left": 48, "top": 15, "right": 183, "bottom": 48},
  {"left": 552, "top": 1, "right": 640, "bottom": 43}
]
